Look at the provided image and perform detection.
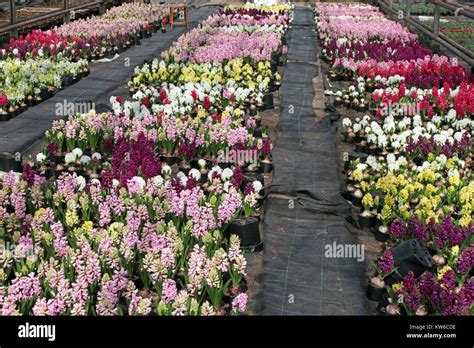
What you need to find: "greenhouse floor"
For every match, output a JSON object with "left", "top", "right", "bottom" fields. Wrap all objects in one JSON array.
[{"left": 249, "top": 6, "right": 372, "bottom": 315}]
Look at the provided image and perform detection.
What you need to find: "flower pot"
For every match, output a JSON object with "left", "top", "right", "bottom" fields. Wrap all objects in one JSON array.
[
  {"left": 161, "top": 155, "right": 176, "bottom": 166},
  {"left": 134, "top": 36, "right": 141, "bottom": 45},
  {"left": 0, "top": 152, "right": 22, "bottom": 172},
  {"left": 367, "top": 281, "right": 385, "bottom": 302},
  {"left": 264, "top": 93, "right": 274, "bottom": 109},
  {"left": 27, "top": 97, "right": 35, "bottom": 107},
  {"left": 259, "top": 161, "right": 272, "bottom": 173},
  {"left": 40, "top": 88, "right": 49, "bottom": 101},
  {"left": 242, "top": 172, "right": 265, "bottom": 195},
  {"left": 228, "top": 216, "right": 263, "bottom": 252},
  {"left": 0, "top": 111, "right": 10, "bottom": 122},
  {"left": 249, "top": 107, "right": 258, "bottom": 117},
  {"left": 333, "top": 97, "right": 342, "bottom": 107},
  {"left": 372, "top": 225, "right": 390, "bottom": 242},
  {"left": 253, "top": 127, "right": 263, "bottom": 138},
  {"left": 62, "top": 76, "right": 74, "bottom": 87},
  {"left": 219, "top": 162, "right": 233, "bottom": 169},
  {"left": 342, "top": 190, "right": 352, "bottom": 201},
  {"left": 161, "top": 28, "right": 166, "bottom": 33},
  {"left": 355, "top": 142, "right": 367, "bottom": 153},
  {"left": 179, "top": 167, "right": 191, "bottom": 176},
  {"left": 254, "top": 118, "right": 262, "bottom": 128},
  {"left": 388, "top": 239, "right": 433, "bottom": 279},
  {"left": 351, "top": 189, "right": 363, "bottom": 207},
  {"left": 270, "top": 62, "right": 278, "bottom": 73},
  {"left": 359, "top": 213, "right": 374, "bottom": 229}
]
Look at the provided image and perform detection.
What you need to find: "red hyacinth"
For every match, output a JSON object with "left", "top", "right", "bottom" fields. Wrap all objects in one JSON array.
[
  {"left": 203, "top": 96, "right": 211, "bottom": 109},
  {"left": 0, "top": 93, "right": 8, "bottom": 107}
]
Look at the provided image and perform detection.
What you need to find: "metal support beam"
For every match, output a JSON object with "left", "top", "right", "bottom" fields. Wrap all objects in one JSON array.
[
  {"left": 433, "top": 3, "right": 440, "bottom": 36},
  {"left": 63, "top": 0, "right": 70, "bottom": 24},
  {"left": 9, "top": 0, "right": 18, "bottom": 39},
  {"left": 405, "top": 0, "right": 411, "bottom": 20}
]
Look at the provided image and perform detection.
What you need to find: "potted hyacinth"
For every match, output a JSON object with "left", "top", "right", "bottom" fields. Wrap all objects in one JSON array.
[
  {"left": 259, "top": 138, "right": 273, "bottom": 173},
  {"left": 367, "top": 250, "right": 395, "bottom": 302},
  {"left": 228, "top": 181, "right": 263, "bottom": 251},
  {"left": 374, "top": 204, "right": 392, "bottom": 242},
  {"left": 0, "top": 93, "right": 10, "bottom": 122},
  {"left": 177, "top": 142, "right": 195, "bottom": 174},
  {"left": 161, "top": 18, "right": 168, "bottom": 33},
  {"left": 197, "top": 159, "right": 209, "bottom": 184},
  {"left": 359, "top": 193, "right": 374, "bottom": 229},
  {"left": 35, "top": 152, "right": 54, "bottom": 179}
]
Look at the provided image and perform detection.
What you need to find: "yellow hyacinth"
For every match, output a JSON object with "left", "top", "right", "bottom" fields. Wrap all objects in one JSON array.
[{"left": 437, "top": 265, "right": 452, "bottom": 281}]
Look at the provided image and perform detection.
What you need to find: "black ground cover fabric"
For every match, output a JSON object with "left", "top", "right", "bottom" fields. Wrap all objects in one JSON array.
[{"left": 259, "top": 6, "right": 370, "bottom": 315}]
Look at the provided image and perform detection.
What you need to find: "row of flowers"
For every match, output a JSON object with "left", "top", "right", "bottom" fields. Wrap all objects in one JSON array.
[
  {"left": 0, "top": 3, "right": 169, "bottom": 121},
  {"left": 319, "top": 3, "right": 473, "bottom": 315},
  {"left": 0, "top": 3, "right": 293, "bottom": 316}
]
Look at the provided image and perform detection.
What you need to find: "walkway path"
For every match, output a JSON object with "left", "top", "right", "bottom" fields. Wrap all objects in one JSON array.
[
  {"left": 0, "top": 5, "right": 216, "bottom": 164},
  {"left": 260, "top": 5, "right": 370, "bottom": 315}
]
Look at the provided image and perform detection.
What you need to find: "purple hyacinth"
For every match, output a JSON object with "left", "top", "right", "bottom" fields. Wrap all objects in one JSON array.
[
  {"left": 456, "top": 247, "right": 473, "bottom": 275},
  {"left": 409, "top": 217, "right": 428, "bottom": 243},
  {"left": 403, "top": 271, "right": 417, "bottom": 293},
  {"left": 389, "top": 218, "right": 406, "bottom": 239},
  {"left": 378, "top": 250, "right": 394, "bottom": 275}
]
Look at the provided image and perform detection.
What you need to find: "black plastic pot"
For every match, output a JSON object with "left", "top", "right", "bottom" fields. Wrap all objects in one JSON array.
[
  {"left": 355, "top": 142, "right": 367, "bottom": 153},
  {"left": 62, "top": 76, "right": 74, "bottom": 87},
  {"left": 219, "top": 162, "right": 233, "bottom": 169},
  {"left": 348, "top": 151, "right": 369, "bottom": 162},
  {"left": 0, "top": 152, "right": 22, "bottom": 172},
  {"left": 270, "top": 62, "right": 278, "bottom": 73},
  {"left": 248, "top": 107, "right": 258, "bottom": 117},
  {"left": 359, "top": 214, "right": 374, "bottom": 229},
  {"left": 0, "top": 112, "right": 10, "bottom": 122},
  {"left": 199, "top": 172, "right": 208, "bottom": 184},
  {"left": 40, "top": 88, "right": 49, "bottom": 100},
  {"left": 161, "top": 156, "right": 176, "bottom": 166},
  {"left": 389, "top": 239, "right": 433, "bottom": 279},
  {"left": 161, "top": 28, "right": 166, "bottom": 33},
  {"left": 372, "top": 226, "right": 390, "bottom": 242},
  {"left": 228, "top": 217, "right": 263, "bottom": 251},
  {"left": 27, "top": 98, "right": 35, "bottom": 107},
  {"left": 342, "top": 190, "right": 352, "bottom": 201},
  {"left": 253, "top": 127, "right": 263, "bottom": 138},
  {"left": 179, "top": 166, "right": 191, "bottom": 176},
  {"left": 264, "top": 93, "right": 274, "bottom": 109},
  {"left": 259, "top": 161, "right": 273, "bottom": 173},
  {"left": 242, "top": 172, "right": 265, "bottom": 196},
  {"left": 367, "top": 281, "right": 385, "bottom": 301},
  {"left": 134, "top": 36, "right": 141, "bottom": 45},
  {"left": 351, "top": 195, "right": 362, "bottom": 207},
  {"left": 343, "top": 160, "right": 350, "bottom": 172}
]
